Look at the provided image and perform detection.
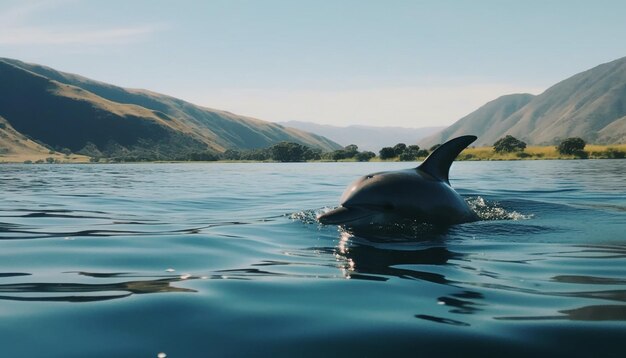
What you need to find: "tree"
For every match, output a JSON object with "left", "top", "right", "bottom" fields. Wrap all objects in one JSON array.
[
  {"left": 222, "top": 149, "right": 241, "bottom": 160},
  {"left": 343, "top": 144, "right": 358, "bottom": 158},
  {"left": 493, "top": 135, "right": 527, "bottom": 153},
  {"left": 393, "top": 143, "right": 407, "bottom": 156},
  {"left": 327, "top": 149, "right": 347, "bottom": 161},
  {"left": 270, "top": 142, "right": 307, "bottom": 162},
  {"left": 397, "top": 144, "right": 429, "bottom": 161},
  {"left": 399, "top": 152, "right": 417, "bottom": 161},
  {"left": 355, "top": 151, "right": 375, "bottom": 162},
  {"left": 379, "top": 147, "right": 396, "bottom": 160},
  {"left": 303, "top": 147, "right": 322, "bottom": 161},
  {"left": 429, "top": 144, "right": 441, "bottom": 152},
  {"left": 557, "top": 137, "right": 586, "bottom": 155}
]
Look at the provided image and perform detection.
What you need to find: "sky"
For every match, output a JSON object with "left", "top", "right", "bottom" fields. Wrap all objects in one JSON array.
[{"left": 2, "top": 0, "right": 626, "bottom": 128}]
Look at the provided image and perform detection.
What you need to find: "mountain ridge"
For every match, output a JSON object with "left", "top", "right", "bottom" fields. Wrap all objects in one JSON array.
[
  {"left": 0, "top": 58, "right": 341, "bottom": 159},
  {"left": 421, "top": 56, "right": 626, "bottom": 147}
]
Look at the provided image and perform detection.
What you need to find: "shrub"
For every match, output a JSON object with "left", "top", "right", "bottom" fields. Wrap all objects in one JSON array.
[
  {"left": 493, "top": 135, "right": 527, "bottom": 153},
  {"left": 393, "top": 143, "right": 407, "bottom": 156},
  {"left": 557, "top": 137, "right": 586, "bottom": 155},
  {"left": 429, "top": 144, "right": 441, "bottom": 152},
  {"left": 379, "top": 147, "right": 395, "bottom": 160},
  {"left": 222, "top": 149, "right": 241, "bottom": 160},
  {"left": 270, "top": 142, "right": 309, "bottom": 162},
  {"left": 606, "top": 148, "right": 626, "bottom": 159},
  {"left": 343, "top": 144, "right": 358, "bottom": 158},
  {"left": 329, "top": 150, "right": 348, "bottom": 161},
  {"left": 355, "top": 151, "right": 376, "bottom": 162},
  {"left": 399, "top": 152, "right": 417, "bottom": 161},
  {"left": 591, "top": 148, "right": 624, "bottom": 159}
]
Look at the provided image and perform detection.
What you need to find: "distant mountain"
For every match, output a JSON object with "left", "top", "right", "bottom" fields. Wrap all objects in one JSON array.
[
  {"left": 280, "top": 121, "right": 445, "bottom": 151},
  {"left": 421, "top": 94, "right": 535, "bottom": 147},
  {"left": 0, "top": 58, "right": 340, "bottom": 159},
  {"left": 421, "top": 56, "right": 626, "bottom": 147}
]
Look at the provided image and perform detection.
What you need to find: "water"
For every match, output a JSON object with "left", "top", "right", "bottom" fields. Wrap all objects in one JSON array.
[{"left": 1, "top": 160, "right": 625, "bottom": 357}]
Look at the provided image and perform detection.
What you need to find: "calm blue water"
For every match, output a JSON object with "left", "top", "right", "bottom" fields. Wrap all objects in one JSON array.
[{"left": 1, "top": 160, "right": 625, "bottom": 357}]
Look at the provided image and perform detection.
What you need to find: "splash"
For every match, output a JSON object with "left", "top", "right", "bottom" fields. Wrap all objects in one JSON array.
[
  {"left": 291, "top": 198, "right": 531, "bottom": 227},
  {"left": 290, "top": 208, "right": 446, "bottom": 242},
  {"left": 288, "top": 208, "right": 333, "bottom": 225},
  {"left": 466, "top": 196, "right": 532, "bottom": 221}
]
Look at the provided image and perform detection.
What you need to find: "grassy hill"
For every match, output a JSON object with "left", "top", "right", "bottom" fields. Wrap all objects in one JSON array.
[
  {"left": 0, "top": 58, "right": 340, "bottom": 161},
  {"left": 422, "top": 56, "right": 626, "bottom": 147},
  {"left": 0, "top": 116, "right": 89, "bottom": 163}
]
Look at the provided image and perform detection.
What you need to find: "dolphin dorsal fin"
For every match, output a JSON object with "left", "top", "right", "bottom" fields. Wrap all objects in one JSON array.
[{"left": 417, "top": 135, "right": 477, "bottom": 185}]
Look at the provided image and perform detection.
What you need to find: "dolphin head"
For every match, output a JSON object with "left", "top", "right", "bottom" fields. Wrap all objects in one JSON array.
[{"left": 318, "top": 170, "right": 428, "bottom": 226}]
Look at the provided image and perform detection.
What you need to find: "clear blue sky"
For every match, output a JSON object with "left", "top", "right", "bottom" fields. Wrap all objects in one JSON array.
[{"left": 2, "top": 0, "right": 626, "bottom": 127}]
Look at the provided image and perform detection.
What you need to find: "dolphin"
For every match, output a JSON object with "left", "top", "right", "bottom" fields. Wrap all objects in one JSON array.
[{"left": 317, "top": 135, "right": 478, "bottom": 228}]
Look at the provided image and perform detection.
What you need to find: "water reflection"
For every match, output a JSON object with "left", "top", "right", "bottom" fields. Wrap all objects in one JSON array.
[
  {"left": 497, "top": 305, "right": 626, "bottom": 322},
  {"left": 330, "top": 231, "right": 626, "bottom": 324},
  {"left": 333, "top": 231, "right": 457, "bottom": 283},
  {"left": 333, "top": 230, "right": 484, "bottom": 326},
  {"left": 415, "top": 314, "right": 470, "bottom": 327},
  {"left": 0, "top": 272, "right": 202, "bottom": 302},
  {"left": 1, "top": 223, "right": 624, "bottom": 326}
]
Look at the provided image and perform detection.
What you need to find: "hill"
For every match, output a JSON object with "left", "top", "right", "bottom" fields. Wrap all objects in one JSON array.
[
  {"left": 280, "top": 121, "right": 444, "bottom": 151},
  {"left": 421, "top": 56, "right": 626, "bottom": 147},
  {"left": 0, "top": 116, "right": 89, "bottom": 163},
  {"left": 0, "top": 58, "right": 340, "bottom": 160}
]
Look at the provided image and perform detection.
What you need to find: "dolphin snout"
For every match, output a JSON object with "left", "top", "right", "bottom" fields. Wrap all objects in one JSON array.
[{"left": 317, "top": 206, "right": 373, "bottom": 225}]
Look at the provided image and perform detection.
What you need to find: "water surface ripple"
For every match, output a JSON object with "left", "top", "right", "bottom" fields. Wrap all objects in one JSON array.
[{"left": 1, "top": 161, "right": 625, "bottom": 357}]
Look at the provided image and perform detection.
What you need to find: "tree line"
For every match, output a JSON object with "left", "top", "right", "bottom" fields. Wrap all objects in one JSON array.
[
  {"left": 492, "top": 135, "right": 624, "bottom": 158},
  {"left": 72, "top": 140, "right": 436, "bottom": 163},
  {"left": 177, "top": 141, "right": 435, "bottom": 162},
  {"left": 29, "top": 135, "right": 624, "bottom": 163}
]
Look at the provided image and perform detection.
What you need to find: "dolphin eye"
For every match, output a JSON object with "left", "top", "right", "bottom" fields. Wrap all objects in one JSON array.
[{"left": 365, "top": 175, "right": 373, "bottom": 179}]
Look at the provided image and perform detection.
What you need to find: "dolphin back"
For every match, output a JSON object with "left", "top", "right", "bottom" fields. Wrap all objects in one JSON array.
[{"left": 417, "top": 135, "right": 477, "bottom": 185}]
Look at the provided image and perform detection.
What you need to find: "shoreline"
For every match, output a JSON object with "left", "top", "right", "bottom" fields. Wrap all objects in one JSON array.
[{"left": 2, "top": 144, "right": 625, "bottom": 164}]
